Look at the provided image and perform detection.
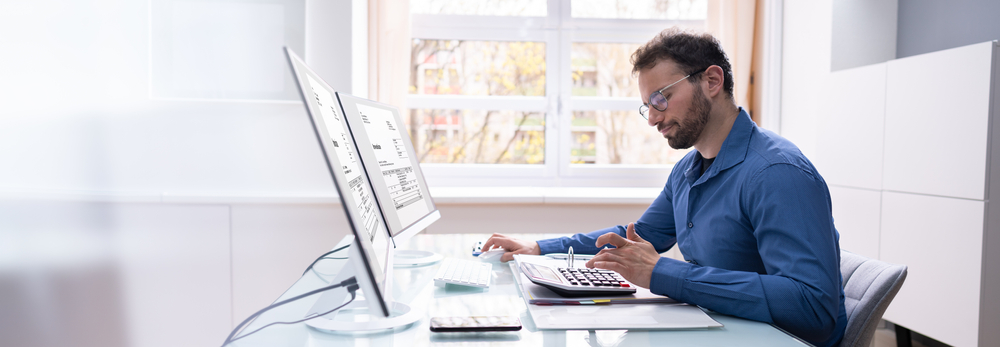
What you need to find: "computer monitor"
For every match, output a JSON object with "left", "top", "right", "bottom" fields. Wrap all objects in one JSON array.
[
  {"left": 284, "top": 47, "right": 419, "bottom": 330},
  {"left": 337, "top": 95, "right": 440, "bottom": 237}
]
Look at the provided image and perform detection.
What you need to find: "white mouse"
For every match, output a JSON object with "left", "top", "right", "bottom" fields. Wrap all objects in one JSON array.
[{"left": 478, "top": 249, "right": 506, "bottom": 262}]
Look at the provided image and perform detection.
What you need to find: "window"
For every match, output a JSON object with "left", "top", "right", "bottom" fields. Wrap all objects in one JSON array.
[{"left": 409, "top": 0, "right": 707, "bottom": 187}]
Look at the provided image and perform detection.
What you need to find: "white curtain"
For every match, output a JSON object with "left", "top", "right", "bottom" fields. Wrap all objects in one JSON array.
[{"left": 706, "top": 0, "right": 760, "bottom": 123}]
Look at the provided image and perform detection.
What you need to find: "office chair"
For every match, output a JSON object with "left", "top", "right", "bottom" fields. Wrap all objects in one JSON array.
[{"left": 838, "top": 250, "right": 908, "bottom": 347}]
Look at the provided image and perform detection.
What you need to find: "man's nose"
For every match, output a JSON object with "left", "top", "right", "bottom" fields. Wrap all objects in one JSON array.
[{"left": 647, "top": 108, "right": 663, "bottom": 127}]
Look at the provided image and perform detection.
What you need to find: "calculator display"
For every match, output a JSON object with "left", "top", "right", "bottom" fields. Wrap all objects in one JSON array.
[{"left": 535, "top": 265, "right": 562, "bottom": 282}]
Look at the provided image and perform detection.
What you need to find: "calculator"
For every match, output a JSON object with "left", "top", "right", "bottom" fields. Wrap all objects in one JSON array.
[{"left": 518, "top": 262, "right": 637, "bottom": 297}]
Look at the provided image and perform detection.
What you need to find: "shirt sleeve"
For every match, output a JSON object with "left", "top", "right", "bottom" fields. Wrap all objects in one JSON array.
[
  {"left": 537, "top": 184, "right": 679, "bottom": 255},
  {"left": 648, "top": 163, "right": 844, "bottom": 345}
]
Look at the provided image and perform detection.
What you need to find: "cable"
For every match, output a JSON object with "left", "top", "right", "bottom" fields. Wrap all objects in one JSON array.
[
  {"left": 222, "top": 277, "right": 359, "bottom": 346},
  {"left": 231, "top": 290, "right": 357, "bottom": 344},
  {"left": 303, "top": 244, "right": 351, "bottom": 275},
  {"left": 225, "top": 290, "right": 357, "bottom": 346}
]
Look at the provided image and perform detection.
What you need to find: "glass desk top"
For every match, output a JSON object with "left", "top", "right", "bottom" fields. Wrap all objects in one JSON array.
[{"left": 230, "top": 234, "right": 810, "bottom": 347}]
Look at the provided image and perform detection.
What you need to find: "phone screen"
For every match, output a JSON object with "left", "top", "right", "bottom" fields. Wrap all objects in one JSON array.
[{"left": 429, "top": 316, "right": 522, "bottom": 332}]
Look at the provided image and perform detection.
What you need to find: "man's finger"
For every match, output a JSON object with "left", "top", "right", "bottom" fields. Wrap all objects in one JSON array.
[
  {"left": 500, "top": 251, "right": 515, "bottom": 262},
  {"left": 595, "top": 232, "right": 628, "bottom": 249},
  {"left": 589, "top": 260, "right": 625, "bottom": 274},
  {"left": 586, "top": 249, "right": 619, "bottom": 268},
  {"left": 585, "top": 251, "right": 607, "bottom": 268},
  {"left": 482, "top": 236, "right": 503, "bottom": 252},
  {"left": 626, "top": 222, "right": 645, "bottom": 242}
]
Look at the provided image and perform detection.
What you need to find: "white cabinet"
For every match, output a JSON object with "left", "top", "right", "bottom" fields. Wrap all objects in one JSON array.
[
  {"left": 113, "top": 204, "right": 233, "bottom": 347},
  {"left": 0, "top": 201, "right": 233, "bottom": 347},
  {"left": 820, "top": 41, "right": 1000, "bottom": 347},
  {"left": 817, "top": 62, "right": 887, "bottom": 191},
  {"left": 880, "top": 192, "right": 984, "bottom": 347},
  {"left": 828, "top": 186, "right": 881, "bottom": 259},
  {"left": 230, "top": 204, "right": 346, "bottom": 326},
  {"left": 882, "top": 42, "right": 994, "bottom": 200}
]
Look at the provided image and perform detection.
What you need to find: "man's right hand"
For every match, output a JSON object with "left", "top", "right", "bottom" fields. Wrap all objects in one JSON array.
[{"left": 480, "top": 233, "right": 540, "bottom": 262}]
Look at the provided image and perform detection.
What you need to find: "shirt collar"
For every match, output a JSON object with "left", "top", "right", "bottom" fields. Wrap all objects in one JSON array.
[{"left": 683, "top": 107, "right": 753, "bottom": 184}]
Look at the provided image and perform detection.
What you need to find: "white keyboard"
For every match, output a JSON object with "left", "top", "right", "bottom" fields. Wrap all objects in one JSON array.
[{"left": 434, "top": 258, "right": 492, "bottom": 288}]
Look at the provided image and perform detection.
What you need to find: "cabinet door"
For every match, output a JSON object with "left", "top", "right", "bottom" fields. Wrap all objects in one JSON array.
[
  {"left": 817, "top": 63, "right": 886, "bottom": 191},
  {"left": 231, "top": 204, "right": 345, "bottom": 327},
  {"left": 113, "top": 203, "right": 233, "bottom": 347},
  {"left": 880, "top": 192, "right": 984, "bottom": 347},
  {"left": 882, "top": 42, "right": 994, "bottom": 200},
  {"left": 829, "top": 186, "right": 881, "bottom": 259}
]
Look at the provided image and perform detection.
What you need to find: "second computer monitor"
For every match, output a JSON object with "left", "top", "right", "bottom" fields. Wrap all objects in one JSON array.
[
  {"left": 284, "top": 47, "right": 393, "bottom": 318},
  {"left": 337, "top": 94, "right": 440, "bottom": 243}
]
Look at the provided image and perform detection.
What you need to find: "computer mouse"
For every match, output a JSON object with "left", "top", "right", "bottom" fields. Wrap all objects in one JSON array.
[{"left": 478, "top": 249, "right": 506, "bottom": 262}]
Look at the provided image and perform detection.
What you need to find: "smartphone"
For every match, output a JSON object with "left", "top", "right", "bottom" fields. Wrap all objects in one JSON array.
[{"left": 429, "top": 316, "right": 522, "bottom": 332}]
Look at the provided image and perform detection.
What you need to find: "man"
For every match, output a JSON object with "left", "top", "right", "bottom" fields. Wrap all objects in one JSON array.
[{"left": 482, "top": 28, "right": 847, "bottom": 347}]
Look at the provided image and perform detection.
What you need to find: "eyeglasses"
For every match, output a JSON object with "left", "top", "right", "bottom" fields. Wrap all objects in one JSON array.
[{"left": 638, "top": 68, "right": 707, "bottom": 120}]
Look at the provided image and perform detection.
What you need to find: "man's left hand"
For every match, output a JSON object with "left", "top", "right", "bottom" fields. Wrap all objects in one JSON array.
[{"left": 586, "top": 222, "right": 659, "bottom": 289}]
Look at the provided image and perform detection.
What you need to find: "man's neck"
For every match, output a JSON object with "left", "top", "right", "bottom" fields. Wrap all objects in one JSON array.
[{"left": 693, "top": 102, "right": 740, "bottom": 159}]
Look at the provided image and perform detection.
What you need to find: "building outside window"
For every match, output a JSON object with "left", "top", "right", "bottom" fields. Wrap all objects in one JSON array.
[{"left": 408, "top": 0, "right": 709, "bottom": 187}]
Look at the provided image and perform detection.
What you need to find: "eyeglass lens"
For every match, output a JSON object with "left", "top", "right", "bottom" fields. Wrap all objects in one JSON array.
[{"left": 649, "top": 92, "right": 668, "bottom": 112}]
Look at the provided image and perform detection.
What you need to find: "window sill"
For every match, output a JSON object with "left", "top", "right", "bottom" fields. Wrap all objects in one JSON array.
[
  {"left": 428, "top": 186, "right": 660, "bottom": 205},
  {"left": 0, "top": 187, "right": 661, "bottom": 205}
]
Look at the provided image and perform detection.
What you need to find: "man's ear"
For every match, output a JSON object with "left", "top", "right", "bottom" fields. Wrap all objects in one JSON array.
[{"left": 702, "top": 65, "right": 725, "bottom": 98}]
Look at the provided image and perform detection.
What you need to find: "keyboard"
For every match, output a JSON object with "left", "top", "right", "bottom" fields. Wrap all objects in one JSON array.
[{"left": 434, "top": 258, "right": 492, "bottom": 288}]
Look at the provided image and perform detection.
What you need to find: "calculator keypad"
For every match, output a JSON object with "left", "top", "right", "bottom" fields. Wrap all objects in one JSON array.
[{"left": 557, "top": 268, "right": 631, "bottom": 288}]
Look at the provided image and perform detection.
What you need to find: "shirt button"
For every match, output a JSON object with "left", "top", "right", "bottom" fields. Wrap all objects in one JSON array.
[{"left": 688, "top": 222, "right": 694, "bottom": 228}]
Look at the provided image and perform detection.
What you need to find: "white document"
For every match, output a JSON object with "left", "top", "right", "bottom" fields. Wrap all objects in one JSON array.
[
  {"left": 510, "top": 260, "right": 723, "bottom": 330},
  {"left": 356, "top": 103, "right": 430, "bottom": 227},
  {"left": 306, "top": 76, "right": 389, "bottom": 264}
]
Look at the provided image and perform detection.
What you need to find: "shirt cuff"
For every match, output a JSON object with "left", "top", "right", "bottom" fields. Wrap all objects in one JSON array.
[
  {"left": 649, "top": 257, "right": 694, "bottom": 299},
  {"left": 536, "top": 237, "right": 565, "bottom": 255}
]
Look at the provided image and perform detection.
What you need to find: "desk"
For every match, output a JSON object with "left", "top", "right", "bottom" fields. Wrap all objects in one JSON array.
[{"left": 231, "top": 234, "right": 811, "bottom": 347}]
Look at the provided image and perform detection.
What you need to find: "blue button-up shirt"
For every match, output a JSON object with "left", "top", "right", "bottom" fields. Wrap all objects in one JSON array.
[{"left": 537, "top": 109, "right": 847, "bottom": 347}]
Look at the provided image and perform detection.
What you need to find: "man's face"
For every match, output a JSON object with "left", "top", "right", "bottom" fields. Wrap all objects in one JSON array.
[{"left": 637, "top": 60, "right": 712, "bottom": 150}]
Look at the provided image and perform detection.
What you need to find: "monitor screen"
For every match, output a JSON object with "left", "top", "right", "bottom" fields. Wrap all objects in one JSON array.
[
  {"left": 284, "top": 48, "right": 392, "bottom": 317},
  {"left": 337, "top": 94, "right": 440, "bottom": 242}
]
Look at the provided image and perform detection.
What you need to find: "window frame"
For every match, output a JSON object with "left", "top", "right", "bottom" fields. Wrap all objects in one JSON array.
[{"left": 409, "top": 0, "right": 704, "bottom": 188}]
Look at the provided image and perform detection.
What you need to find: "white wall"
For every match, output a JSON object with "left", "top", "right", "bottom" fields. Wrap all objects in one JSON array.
[
  {"left": 0, "top": 0, "right": 364, "bottom": 198},
  {"left": 831, "top": 0, "right": 897, "bottom": 71},
  {"left": 781, "top": 0, "right": 897, "bottom": 158},
  {"left": 779, "top": 0, "right": 833, "bottom": 159},
  {"left": 0, "top": 1, "right": 366, "bottom": 346}
]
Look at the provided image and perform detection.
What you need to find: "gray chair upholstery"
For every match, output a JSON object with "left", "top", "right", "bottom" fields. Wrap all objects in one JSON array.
[{"left": 838, "top": 250, "right": 908, "bottom": 347}]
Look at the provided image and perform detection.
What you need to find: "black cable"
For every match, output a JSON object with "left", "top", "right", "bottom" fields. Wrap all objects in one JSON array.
[
  {"left": 226, "top": 290, "right": 358, "bottom": 346},
  {"left": 222, "top": 277, "right": 359, "bottom": 346},
  {"left": 303, "top": 244, "right": 351, "bottom": 275}
]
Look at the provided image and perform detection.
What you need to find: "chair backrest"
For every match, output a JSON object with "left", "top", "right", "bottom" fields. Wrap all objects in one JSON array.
[{"left": 839, "top": 250, "right": 908, "bottom": 347}]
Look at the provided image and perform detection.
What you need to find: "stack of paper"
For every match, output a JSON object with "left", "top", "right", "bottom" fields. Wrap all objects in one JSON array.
[{"left": 511, "top": 254, "right": 723, "bottom": 330}]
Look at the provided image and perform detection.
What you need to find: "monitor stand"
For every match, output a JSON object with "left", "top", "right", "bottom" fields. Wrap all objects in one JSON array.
[
  {"left": 393, "top": 249, "right": 442, "bottom": 267},
  {"left": 304, "top": 242, "right": 421, "bottom": 332}
]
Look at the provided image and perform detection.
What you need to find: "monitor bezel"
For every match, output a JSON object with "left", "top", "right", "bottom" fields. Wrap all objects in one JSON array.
[{"left": 284, "top": 47, "right": 392, "bottom": 317}]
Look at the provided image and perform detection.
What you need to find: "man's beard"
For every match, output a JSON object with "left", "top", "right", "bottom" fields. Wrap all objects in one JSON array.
[{"left": 665, "top": 87, "right": 712, "bottom": 150}]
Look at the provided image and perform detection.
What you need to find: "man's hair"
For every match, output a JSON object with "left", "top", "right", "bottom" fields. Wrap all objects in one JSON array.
[{"left": 631, "top": 28, "right": 734, "bottom": 98}]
